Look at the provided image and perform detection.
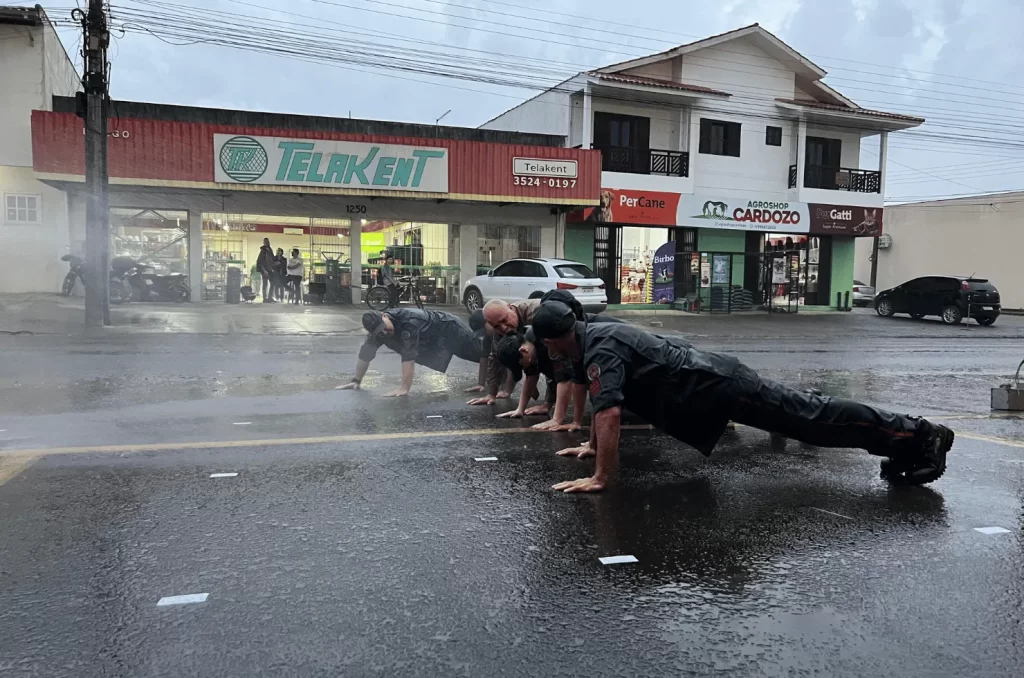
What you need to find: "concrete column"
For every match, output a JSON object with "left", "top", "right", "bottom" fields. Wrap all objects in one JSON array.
[
  {"left": 581, "top": 84, "right": 593, "bottom": 148},
  {"left": 795, "top": 119, "right": 808, "bottom": 193},
  {"left": 687, "top": 111, "right": 701, "bottom": 174},
  {"left": 878, "top": 131, "right": 889, "bottom": 195},
  {"left": 350, "top": 218, "right": 362, "bottom": 304},
  {"left": 188, "top": 210, "right": 203, "bottom": 302},
  {"left": 541, "top": 218, "right": 557, "bottom": 259},
  {"left": 554, "top": 212, "right": 566, "bottom": 259},
  {"left": 459, "top": 223, "right": 479, "bottom": 302}
]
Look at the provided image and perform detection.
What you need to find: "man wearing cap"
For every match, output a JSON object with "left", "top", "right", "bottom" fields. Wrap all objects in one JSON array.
[
  {"left": 494, "top": 330, "right": 586, "bottom": 431},
  {"left": 531, "top": 301, "right": 955, "bottom": 493},
  {"left": 337, "top": 308, "right": 483, "bottom": 397}
]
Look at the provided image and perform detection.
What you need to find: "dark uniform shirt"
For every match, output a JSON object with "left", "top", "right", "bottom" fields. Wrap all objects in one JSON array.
[
  {"left": 358, "top": 308, "right": 478, "bottom": 373},
  {"left": 578, "top": 321, "right": 739, "bottom": 456}
]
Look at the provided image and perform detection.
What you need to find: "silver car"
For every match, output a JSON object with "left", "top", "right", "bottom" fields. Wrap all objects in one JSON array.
[{"left": 853, "top": 280, "right": 875, "bottom": 307}]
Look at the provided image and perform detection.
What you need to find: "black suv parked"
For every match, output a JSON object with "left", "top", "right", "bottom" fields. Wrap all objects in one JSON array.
[{"left": 875, "top": 276, "right": 1000, "bottom": 325}]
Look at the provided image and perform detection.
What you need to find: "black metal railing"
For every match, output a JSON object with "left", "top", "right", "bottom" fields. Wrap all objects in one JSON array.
[
  {"left": 803, "top": 164, "right": 881, "bottom": 193},
  {"left": 594, "top": 145, "right": 689, "bottom": 177}
]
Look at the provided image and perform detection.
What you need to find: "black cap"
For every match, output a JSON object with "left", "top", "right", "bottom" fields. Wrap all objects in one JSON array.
[
  {"left": 469, "top": 309, "right": 485, "bottom": 332},
  {"left": 531, "top": 301, "right": 576, "bottom": 340},
  {"left": 362, "top": 311, "right": 387, "bottom": 338},
  {"left": 495, "top": 333, "right": 525, "bottom": 381}
]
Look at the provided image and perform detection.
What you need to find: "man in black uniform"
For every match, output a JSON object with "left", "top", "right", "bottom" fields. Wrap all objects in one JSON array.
[
  {"left": 531, "top": 301, "right": 955, "bottom": 493},
  {"left": 495, "top": 311, "right": 629, "bottom": 430},
  {"left": 337, "top": 309, "right": 483, "bottom": 396},
  {"left": 495, "top": 330, "right": 584, "bottom": 431}
]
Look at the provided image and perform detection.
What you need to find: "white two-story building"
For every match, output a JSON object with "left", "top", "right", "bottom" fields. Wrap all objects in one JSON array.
[
  {"left": 0, "top": 6, "right": 79, "bottom": 293},
  {"left": 482, "top": 24, "right": 924, "bottom": 311}
]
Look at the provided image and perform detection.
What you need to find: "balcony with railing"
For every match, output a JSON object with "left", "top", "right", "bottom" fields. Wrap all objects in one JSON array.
[
  {"left": 595, "top": 145, "right": 689, "bottom": 177},
  {"left": 788, "top": 164, "right": 881, "bottom": 193}
]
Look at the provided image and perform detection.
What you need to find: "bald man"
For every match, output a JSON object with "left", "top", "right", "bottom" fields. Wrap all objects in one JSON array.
[{"left": 467, "top": 298, "right": 543, "bottom": 406}]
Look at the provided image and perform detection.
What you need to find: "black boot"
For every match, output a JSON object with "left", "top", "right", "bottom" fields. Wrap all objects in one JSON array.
[{"left": 880, "top": 419, "right": 954, "bottom": 485}]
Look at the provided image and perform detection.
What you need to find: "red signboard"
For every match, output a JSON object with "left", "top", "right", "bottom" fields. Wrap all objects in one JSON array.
[
  {"left": 30, "top": 111, "right": 600, "bottom": 205},
  {"left": 567, "top": 188, "right": 681, "bottom": 225},
  {"left": 808, "top": 204, "right": 882, "bottom": 236}
]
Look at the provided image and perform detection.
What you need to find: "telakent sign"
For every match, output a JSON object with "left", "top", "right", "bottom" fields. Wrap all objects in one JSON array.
[{"left": 214, "top": 135, "right": 449, "bottom": 192}]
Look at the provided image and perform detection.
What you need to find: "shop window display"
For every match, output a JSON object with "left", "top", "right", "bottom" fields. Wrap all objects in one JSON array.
[{"left": 618, "top": 227, "right": 670, "bottom": 304}]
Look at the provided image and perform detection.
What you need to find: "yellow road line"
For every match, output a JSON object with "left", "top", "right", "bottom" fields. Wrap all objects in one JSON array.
[
  {"left": 0, "top": 423, "right": 1018, "bottom": 459},
  {"left": 0, "top": 425, "right": 653, "bottom": 458},
  {"left": 0, "top": 454, "right": 39, "bottom": 487}
]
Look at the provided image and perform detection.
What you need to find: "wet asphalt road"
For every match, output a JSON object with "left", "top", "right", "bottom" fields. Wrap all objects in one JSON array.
[{"left": 2, "top": 310, "right": 1024, "bottom": 677}]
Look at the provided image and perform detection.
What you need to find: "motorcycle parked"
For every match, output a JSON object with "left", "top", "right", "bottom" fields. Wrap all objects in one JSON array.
[
  {"left": 61, "top": 254, "right": 132, "bottom": 304},
  {"left": 114, "top": 256, "right": 191, "bottom": 303}
]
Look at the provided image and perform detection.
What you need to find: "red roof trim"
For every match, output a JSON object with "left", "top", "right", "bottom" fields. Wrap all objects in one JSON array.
[
  {"left": 775, "top": 98, "right": 925, "bottom": 123},
  {"left": 590, "top": 72, "right": 730, "bottom": 97}
]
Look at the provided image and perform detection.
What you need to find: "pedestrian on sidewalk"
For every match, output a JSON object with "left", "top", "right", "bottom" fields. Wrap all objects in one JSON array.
[
  {"left": 287, "top": 248, "right": 304, "bottom": 304},
  {"left": 256, "top": 238, "right": 275, "bottom": 302}
]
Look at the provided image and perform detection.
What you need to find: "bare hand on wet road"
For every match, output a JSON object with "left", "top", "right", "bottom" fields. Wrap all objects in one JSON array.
[
  {"left": 463, "top": 384, "right": 485, "bottom": 393},
  {"left": 556, "top": 442, "right": 594, "bottom": 458},
  {"left": 384, "top": 388, "right": 409, "bottom": 397},
  {"left": 496, "top": 409, "right": 525, "bottom": 419},
  {"left": 552, "top": 476, "right": 605, "bottom": 493},
  {"left": 336, "top": 382, "right": 360, "bottom": 391},
  {"left": 467, "top": 396, "right": 495, "bottom": 406}
]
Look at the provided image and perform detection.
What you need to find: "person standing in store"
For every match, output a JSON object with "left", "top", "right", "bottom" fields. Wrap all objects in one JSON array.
[
  {"left": 287, "top": 248, "right": 304, "bottom": 304},
  {"left": 381, "top": 255, "right": 399, "bottom": 308},
  {"left": 274, "top": 248, "right": 288, "bottom": 303},
  {"left": 256, "top": 237, "right": 275, "bottom": 302}
]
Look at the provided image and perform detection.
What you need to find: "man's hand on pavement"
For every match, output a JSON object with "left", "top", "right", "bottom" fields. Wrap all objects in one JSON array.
[
  {"left": 496, "top": 409, "right": 525, "bottom": 419},
  {"left": 556, "top": 442, "right": 594, "bottom": 458},
  {"left": 467, "top": 396, "right": 496, "bottom": 406},
  {"left": 552, "top": 476, "right": 605, "bottom": 493},
  {"left": 384, "top": 388, "right": 409, "bottom": 397},
  {"left": 495, "top": 391, "right": 512, "bottom": 400},
  {"left": 523, "top": 404, "right": 550, "bottom": 416},
  {"left": 463, "top": 384, "right": 485, "bottom": 393},
  {"left": 335, "top": 381, "right": 360, "bottom": 391}
]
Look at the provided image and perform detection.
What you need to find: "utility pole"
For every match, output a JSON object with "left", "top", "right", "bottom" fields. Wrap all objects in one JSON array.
[{"left": 80, "top": 0, "right": 110, "bottom": 326}]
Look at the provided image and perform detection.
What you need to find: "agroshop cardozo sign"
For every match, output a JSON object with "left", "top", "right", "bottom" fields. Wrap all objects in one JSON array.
[{"left": 570, "top": 188, "right": 810, "bottom": 232}]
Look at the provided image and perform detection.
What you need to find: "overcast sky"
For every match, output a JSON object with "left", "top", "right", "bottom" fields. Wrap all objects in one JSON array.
[{"left": 50, "top": 0, "right": 1024, "bottom": 202}]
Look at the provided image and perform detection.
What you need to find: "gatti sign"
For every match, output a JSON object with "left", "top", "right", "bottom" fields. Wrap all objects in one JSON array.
[{"left": 809, "top": 203, "right": 883, "bottom": 236}]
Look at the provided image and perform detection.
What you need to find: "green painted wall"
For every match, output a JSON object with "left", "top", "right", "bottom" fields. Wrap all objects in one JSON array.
[
  {"left": 697, "top": 228, "right": 745, "bottom": 288},
  {"left": 830, "top": 236, "right": 855, "bottom": 309},
  {"left": 564, "top": 224, "right": 595, "bottom": 267}
]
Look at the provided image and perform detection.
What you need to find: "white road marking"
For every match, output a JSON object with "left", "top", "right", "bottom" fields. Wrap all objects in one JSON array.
[
  {"left": 599, "top": 555, "right": 638, "bottom": 565},
  {"left": 157, "top": 593, "right": 209, "bottom": 606},
  {"left": 426, "top": 415, "right": 443, "bottom": 419},
  {"left": 474, "top": 456, "right": 498, "bottom": 462},
  {"left": 974, "top": 526, "right": 1012, "bottom": 535},
  {"left": 810, "top": 507, "right": 853, "bottom": 520},
  {"left": 209, "top": 472, "right": 238, "bottom": 478},
  {"left": 232, "top": 422, "right": 252, "bottom": 426}
]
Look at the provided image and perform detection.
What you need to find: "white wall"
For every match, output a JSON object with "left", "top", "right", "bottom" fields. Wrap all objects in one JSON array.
[
  {"left": 0, "top": 165, "right": 70, "bottom": 292},
  {"left": 623, "top": 60, "right": 673, "bottom": 80},
  {"left": 0, "top": 16, "right": 80, "bottom": 293},
  {"left": 0, "top": 23, "right": 44, "bottom": 167},
  {"left": 867, "top": 198, "right": 1024, "bottom": 309},
  {"left": 680, "top": 37, "right": 799, "bottom": 198},
  {"left": 479, "top": 87, "right": 571, "bottom": 136}
]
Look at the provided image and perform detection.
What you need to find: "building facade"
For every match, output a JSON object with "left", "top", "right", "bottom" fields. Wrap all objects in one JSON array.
[
  {"left": 31, "top": 99, "right": 601, "bottom": 304},
  {"left": 855, "top": 192, "right": 1024, "bottom": 311},
  {"left": 0, "top": 6, "right": 79, "bottom": 293},
  {"left": 482, "top": 24, "right": 924, "bottom": 311}
]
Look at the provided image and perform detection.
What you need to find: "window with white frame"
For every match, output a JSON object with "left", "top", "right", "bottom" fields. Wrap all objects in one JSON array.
[{"left": 4, "top": 194, "right": 41, "bottom": 224}]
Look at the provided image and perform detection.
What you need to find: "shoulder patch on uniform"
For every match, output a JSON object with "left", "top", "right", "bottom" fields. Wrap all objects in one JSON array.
[
  {"left": 401, "top": 330, "right": 412, "bottom": 342},
  {"left": 587, "top": 363, "right": 601, "bottom": 396}
]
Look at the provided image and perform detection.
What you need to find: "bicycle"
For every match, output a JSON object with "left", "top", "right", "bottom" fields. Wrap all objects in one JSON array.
[{"left": 365, "top": 275, "right": 423, "bottom": 311}]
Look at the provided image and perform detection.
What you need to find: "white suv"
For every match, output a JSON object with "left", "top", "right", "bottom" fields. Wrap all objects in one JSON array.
[{"left": 462, "top": 258, "right": 607, "bottom": 313}]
